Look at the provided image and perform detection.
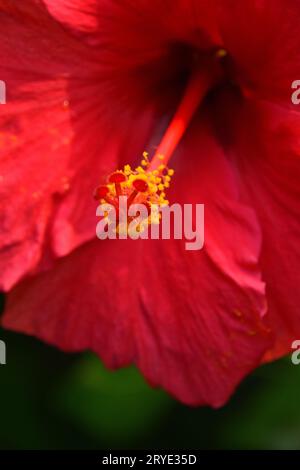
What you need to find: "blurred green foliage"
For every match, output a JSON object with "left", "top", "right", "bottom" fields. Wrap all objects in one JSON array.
[{"left": 0, "top": 319, "right": 300, "bottom": 449}]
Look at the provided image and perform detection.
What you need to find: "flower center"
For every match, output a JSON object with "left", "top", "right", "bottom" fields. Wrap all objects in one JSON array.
[
  {"left": 94, "top": 49, "right": 224, "bottom": 232},
  {"left": 94, "top": 153, "right": 173, "bottom": 233}
]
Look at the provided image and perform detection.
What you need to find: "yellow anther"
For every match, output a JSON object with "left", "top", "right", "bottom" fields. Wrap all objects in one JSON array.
[
  {"left": 216, "top": 48, "right": 227, "bottom": 58},
  {"left": 124, "top": 164, "right": 132, "bottom": 175},
  {"left": 149, "top": 183, "right": 158, "bottom": 193},
  {"left": 135, "top": 166, "right": 145, "bottom": 173}
]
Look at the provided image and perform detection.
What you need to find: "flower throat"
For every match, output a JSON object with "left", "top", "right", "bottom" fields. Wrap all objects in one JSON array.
[{"left": 94, "top": 52, "right": 223, "bottom": 228}]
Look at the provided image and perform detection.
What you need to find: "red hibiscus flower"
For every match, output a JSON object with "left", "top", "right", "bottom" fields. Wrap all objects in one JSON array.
[{"left": 0, "top": 0, "right": 300, "bottom": 407}]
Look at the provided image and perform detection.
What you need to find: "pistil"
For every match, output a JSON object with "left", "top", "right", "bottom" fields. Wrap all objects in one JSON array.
[
  {"left": 149, "top": 63, "right": 219, "bottom": 171},
  {"left": 94, "top": 54, "right": 222, "bottom": 233}
]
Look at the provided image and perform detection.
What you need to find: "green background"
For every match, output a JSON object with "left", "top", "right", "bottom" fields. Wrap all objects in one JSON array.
[{"left": 0, "top": 295, "right": 299, "bottom": 450}]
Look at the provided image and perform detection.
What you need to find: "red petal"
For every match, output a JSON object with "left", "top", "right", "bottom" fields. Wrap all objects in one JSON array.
[
  {"left": 218, "top": 0, "right": 300, "bottom": 105},
  {"left": 2, "top": 120, "right": 271, "bottom": 407},
  {"left": 0, "top": 1, "right": 77, "bottom": 288},
  {"left": 0, "top": 1, "right": 158, "bottom": 287},
  {"left": 44, "top": 0, "right": 220, "bottom": 47},
  {"left": 223, "top": 97, "right": 300, "bottom": 362}
]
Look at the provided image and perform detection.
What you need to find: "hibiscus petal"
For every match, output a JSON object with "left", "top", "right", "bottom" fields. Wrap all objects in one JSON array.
[
  {"left": 218, "top": 0, "right": 300, "bottom": 105},
  {"left": 2, "top": 120, "right": 271, "bottom": 406},
  {"left": 0, "top": 0, "right": 76, "bottom": 288},
  {"left": 0, "top": 1, "right": 158, "bottom": 288},
  {"left": 43, "top": 0, "right": 220, "bottom": 47},
  {"left": 222, "top": 97, "right": 300, "bottom": 361}
]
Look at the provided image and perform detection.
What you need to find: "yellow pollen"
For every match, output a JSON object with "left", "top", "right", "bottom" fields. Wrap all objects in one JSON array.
[{"left": 216, "top": 48, "right": 227, "bottom": 58}]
